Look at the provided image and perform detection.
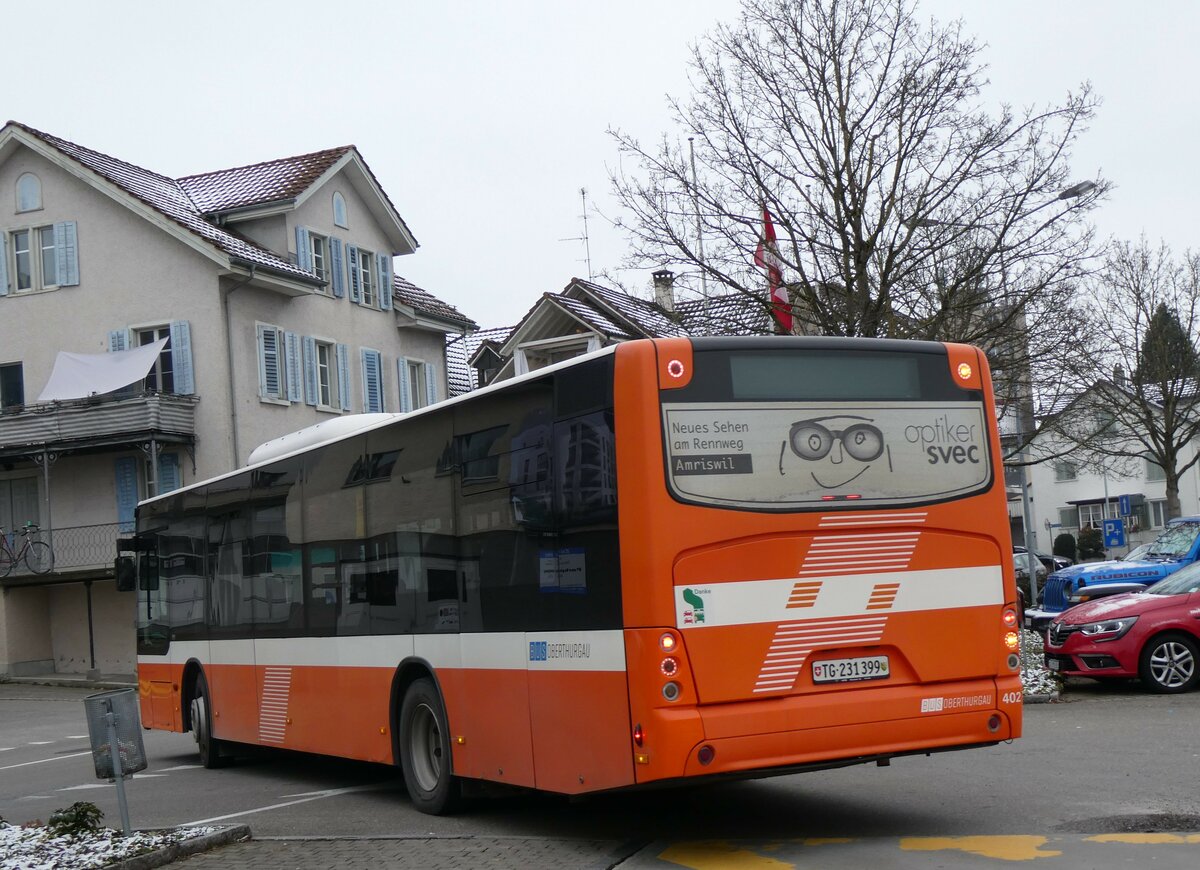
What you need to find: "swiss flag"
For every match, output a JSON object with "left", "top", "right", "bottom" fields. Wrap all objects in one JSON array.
[{"left": 754, "top": 207, "right": 792, "bottom": 333}]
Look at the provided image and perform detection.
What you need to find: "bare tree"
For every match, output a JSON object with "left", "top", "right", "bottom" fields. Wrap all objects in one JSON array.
[
  {"left": 609, "top": 0, "right": 1109, "bottom": 446},
  {"left": 1052, "top": 240, "right": 1200, "bottom": 519}
]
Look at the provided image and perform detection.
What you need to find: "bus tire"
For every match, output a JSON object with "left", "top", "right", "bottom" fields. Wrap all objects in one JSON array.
[
  {"left": 1139, "top": 633, "right": 1200, "bottom": 694},
  {"left": 191, "top": 672, "right": 230, "bottom": 768},
  {"left": 399, "top": 677, "right": 461, "bottom": 815}
]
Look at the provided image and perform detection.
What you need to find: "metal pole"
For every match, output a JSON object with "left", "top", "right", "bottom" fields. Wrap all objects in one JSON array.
[
  {"left": 1102, "top": 464, "right": 1111, "bottom": 559},
  {"left": 1018, "top": 452, "right": 1039, "bottom": 604},
  {"left": 104, "top": 706, "right": 132, "bottom": 835}
]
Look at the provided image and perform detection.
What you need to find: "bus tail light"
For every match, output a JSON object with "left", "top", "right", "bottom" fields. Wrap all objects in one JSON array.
[
  {"left": 1002, "top": 608, "right": 1018, "bottom": 629},
  {"left": 659, "top": 632, "right": 677, "bottom": 652},
  {"left": 1004, "top": 631, "right": 1020, "bottom": 651},
  {"left": 662, "top": 681, "right": 681, "bottom": 702},
  {"left": 660, "top": 657, "right": 679, "bottom": 676},
  {"left": 697, "top": 745, "right": 716, "bottom": 765},
  {"left": 633, "top": 723, "right": 644, "bottom": 747}
]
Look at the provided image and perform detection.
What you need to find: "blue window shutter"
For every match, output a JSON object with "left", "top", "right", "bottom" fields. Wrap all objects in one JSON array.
[
  {"left": 302, "top": 336, "right": 318, "bottom": 405},
  {"left": 347, "top": 245, "right": 361, "bottom": 303},
  {"left": 424, "top": 362, "right": 437, "bottom": 406},
  {"left": 378, "top": 254, "right": 392, "bottom": 311},
  {"left": 295, "top": 226, "right": 312, "bottom": 272},
  {"left": 157, "top": 453, "right": 181, "bottom": 494},
  {"left": 0, "top": 233, "right": 8, "bottom": 296},
  {"left": 361, "top": 349, "right": 383, "bottom": 413},
  {"left": 397, "top": 357, "right": 411, "bottom": 412},
  {"left": 285, "top": 332, "right": 302, "bottom": 401},
  {"left": 108, "top": 329, "right": 129, "bottom": 352},
  {"left": 169, "top": 320, "right": 194, "bottom": 394},
  {"left": 258, "top": 325, "right": 280, "bottom": 398},
  {"left": 337, "top": 343, "right": 351, "bottom": 411},
  {"left": 53, "top": 222, "right": 79, "bottom": 287},
  {"left": 114, "top": 457, "right": 138, "bottom": 532},
  {"left": 330, "top": 238, "right": 345, "bottom": 298}
]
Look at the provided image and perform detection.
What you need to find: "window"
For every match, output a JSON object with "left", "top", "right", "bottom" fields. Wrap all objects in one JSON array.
[
  {"left": 0, "top": 362, "right": 22, "bottom": 409},
  {"left": 0, "top": 477, "right": 39, "bottom": 530},
  {"left": 1054, "top": 460, "right": 1078, "bottom": 482},
  {"left": 333, "top": 192, "right": 348, "bottom": 228},
  {"left": 303, "top": 337, "right": 350, "bottom": 411},
  {"left": 108, "top": 321, "right": 194, "bottom": 394},
  {"left": 1057, "top": 506, "right": 1078, "bottom": 528},
  {"left": 2, "top": 222, "right": 78, "bottom": 294},
  {"left": 16, "top": 173, "right": 41, "bottom": 212},
  {"left": 311, "top": 233, "right": 328, "bottom": 282},
  {"left": 137, "top": 327, "right": 174, "bottom": 393},
  {"left": 257, "top": 325, "right": 300, "bottom": 402},
  {"left": 357, "top": 249, "right": 375, "bottom": 307},
  {"left": 1151, "top": 499, "right": 1169, "bottom": 528},
  {"left": 140, "top": 453, "right": 182, "bottom": 498},
  {"left": 398, "top": 358, "right": 436, "bottom": 411},
  {"left": 1146, "top": 457, "right": 1166, "bottom": 482},
  {"left": 361, "top": 348, "right": 384, "bottom": 413},
  {"left": 1078, "top": 501, "right": 1115, "bottom": 529},
  {"left": 316, "top": 341, "right": 336, "bottom": 407}
]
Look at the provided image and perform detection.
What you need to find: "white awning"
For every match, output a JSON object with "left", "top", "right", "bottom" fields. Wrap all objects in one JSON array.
[{"left": 37, "top": 338, "right": 169, "bottom": 402}]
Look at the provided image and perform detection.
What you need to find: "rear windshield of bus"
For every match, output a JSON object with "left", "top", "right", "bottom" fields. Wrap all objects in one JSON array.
[{"left": 661, "top": 346, "right": 992, "bottom": 511}]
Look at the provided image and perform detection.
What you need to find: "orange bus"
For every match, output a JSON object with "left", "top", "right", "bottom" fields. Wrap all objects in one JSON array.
[{"left": 122, "top": 336, "right": 1022, "bottom": 814}]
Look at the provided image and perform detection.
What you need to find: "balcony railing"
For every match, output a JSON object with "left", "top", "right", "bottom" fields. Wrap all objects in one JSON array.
[
  {"left": 0, "top": 392, "right": 197, "bottom": 453},
  {"left": 2, "top": 522, "right": 121, "bottom": 580}
]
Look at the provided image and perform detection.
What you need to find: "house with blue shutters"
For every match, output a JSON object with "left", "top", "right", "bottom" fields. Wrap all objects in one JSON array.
[{"left": 0, "top": 121, "right": 475, "bottom": 679}]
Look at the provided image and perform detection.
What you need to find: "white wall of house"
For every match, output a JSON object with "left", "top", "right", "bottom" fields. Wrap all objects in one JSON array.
[{"left": 1027, "top": 434, "right": 1200, "bottom": 556}]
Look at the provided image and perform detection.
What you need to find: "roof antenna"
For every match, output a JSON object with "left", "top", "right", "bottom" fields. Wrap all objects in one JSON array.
[{"left": 558, "top": 187, "right": 593, "bottom": 279}]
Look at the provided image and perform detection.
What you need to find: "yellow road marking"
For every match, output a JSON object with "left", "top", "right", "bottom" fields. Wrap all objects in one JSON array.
[
  {"left": 901, "top": 835, "right": 1062, "bottom": 861},
  {"left": 659, "top": 840, "right": 794, "bottom": 868},
  {"left": 1087, "top": 833, "right": 1200, "bottom": 844}
]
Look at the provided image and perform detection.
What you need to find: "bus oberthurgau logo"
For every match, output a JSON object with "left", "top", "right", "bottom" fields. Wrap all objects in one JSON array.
[{"left": 682, "top": 588, "right": 707, "bottom": 624}]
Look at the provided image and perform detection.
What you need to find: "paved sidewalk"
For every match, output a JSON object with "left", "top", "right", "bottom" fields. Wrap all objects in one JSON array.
[{"left": 171, "top": 836, "right": 644, "bottom": 869}]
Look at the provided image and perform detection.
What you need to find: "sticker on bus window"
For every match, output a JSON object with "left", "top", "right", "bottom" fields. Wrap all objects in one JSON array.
[
  {"left": 662, "top": 401, "right": 991, "bottom": 509},
  {"left": 539, "top": 547, "right": 587, "bottom": 594}
]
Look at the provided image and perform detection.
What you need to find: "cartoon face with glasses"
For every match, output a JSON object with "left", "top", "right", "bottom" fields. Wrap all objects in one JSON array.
[{"left": 778, "top": 415, "right": 893, "bottom": 489}]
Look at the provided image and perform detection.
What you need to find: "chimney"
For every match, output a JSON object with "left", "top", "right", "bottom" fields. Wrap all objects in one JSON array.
[
  {"left": 1113, "top": 364, "right": 1126, "bottom": 388},
  {"left": 653, "top": 269, "right": 675, "bottom": 312}
]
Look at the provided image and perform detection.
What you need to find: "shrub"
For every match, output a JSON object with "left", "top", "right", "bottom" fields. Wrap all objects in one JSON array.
[
  {"left": 46, "top": 802, "right": 103, "bottom": 838},
  {"left": 1053, "top": 532, "right": 1077, "bottom": 561},
  {"left": 1077, "top": 527, "right": 1105, "bottom": 560}
]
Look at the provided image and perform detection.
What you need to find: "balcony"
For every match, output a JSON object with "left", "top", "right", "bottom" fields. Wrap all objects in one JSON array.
[
  {"left": 1, "top": 522, "right": 122, "bottom": 586},
  {"left": 0, "top": 392, "right": 197, "bottom": 459}
]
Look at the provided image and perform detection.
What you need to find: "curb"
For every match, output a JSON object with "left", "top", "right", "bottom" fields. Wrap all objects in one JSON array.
[
  {"left": 107, "top": 825, "right": 251, "bottom": 870},
  {"left": 1023, "top": 691, "right": 1060, "bottom": 704}
]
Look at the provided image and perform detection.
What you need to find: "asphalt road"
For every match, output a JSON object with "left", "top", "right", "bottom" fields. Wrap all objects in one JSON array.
[{"left": 3, "top": 679, "right": 1200, "bottom": 867}]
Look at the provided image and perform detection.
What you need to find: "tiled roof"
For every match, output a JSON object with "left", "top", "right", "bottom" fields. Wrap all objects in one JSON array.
[
  {"left": 393, "top": 274, "right": 477, "bottom": 330},
  {"left": 552, "top": 295, "right": 636, "bottom": 339},
  {"left": 678, "top": 292, "right": 773, "bottom": 336},
  {"left": 572, "top": 279, "right": 687, "bottom": 338},
  {"left": 12, "top": 121, "right": 315, "bottom": 281},
  {"left": 178, "top": 146, "right": 353, "bottom": 213},
  {"left": 446, "top": 327, "right": 514, "bottom": 396}
]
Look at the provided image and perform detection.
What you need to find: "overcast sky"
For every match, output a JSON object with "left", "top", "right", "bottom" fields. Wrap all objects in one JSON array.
[{"left": 4, "top": 1, "right": 1198, "bottom": 329}]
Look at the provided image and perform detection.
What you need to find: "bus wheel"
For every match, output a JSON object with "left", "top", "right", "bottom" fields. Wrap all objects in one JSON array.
[
  {"left": 399, "top": 677, "right": 461, "bottom": 814},
  {"left": 191, "top": 672, "right": 230, "bottom": 768}
]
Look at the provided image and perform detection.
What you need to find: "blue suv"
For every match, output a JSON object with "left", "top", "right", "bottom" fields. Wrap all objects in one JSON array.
[{"left": 1025, "top": 516, "right": 1200, "bottom": 631}]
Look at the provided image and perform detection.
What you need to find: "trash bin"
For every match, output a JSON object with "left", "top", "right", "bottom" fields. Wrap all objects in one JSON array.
[{"left": 83, "top": 689, "right": 147, "bottom": 780}]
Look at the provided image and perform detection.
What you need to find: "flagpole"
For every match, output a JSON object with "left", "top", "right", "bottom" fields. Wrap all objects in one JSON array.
[{"left": 688, "top": 136, "right": 709, "bottom": 333}]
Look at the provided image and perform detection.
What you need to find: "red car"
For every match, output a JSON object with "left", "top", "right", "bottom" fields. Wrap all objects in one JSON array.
[{"left": 1044, "top": 562, "right": 1200, "bottom": 693}]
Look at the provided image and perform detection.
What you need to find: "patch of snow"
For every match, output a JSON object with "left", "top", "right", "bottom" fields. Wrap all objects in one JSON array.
[
  {"left": 1019, "top": 629, "right": 1061, "bottom": 697},
  {"left": 0, "top": 821, "right": 215, "bottom": 870}
]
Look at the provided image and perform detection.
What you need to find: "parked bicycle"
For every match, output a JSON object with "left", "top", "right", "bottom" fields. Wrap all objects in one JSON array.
[{"left": 0, "top": 522, "right": 54, "bottom": 577}]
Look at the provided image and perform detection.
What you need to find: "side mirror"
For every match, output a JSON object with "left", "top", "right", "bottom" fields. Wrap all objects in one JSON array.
[
  {"left": 114, "top": 556, "right": 136, "bottom": 592},
  {"left": 139, "top": 553, "right": 160, "bottom": 591}
]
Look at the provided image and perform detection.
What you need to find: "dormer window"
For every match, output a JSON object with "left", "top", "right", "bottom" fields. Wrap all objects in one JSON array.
[
  {"left": 333, "top": 192, "right": 348, "bottom": 228},
  {"left": 16, "top": 173, "right": 41, "bottom": 212}
]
